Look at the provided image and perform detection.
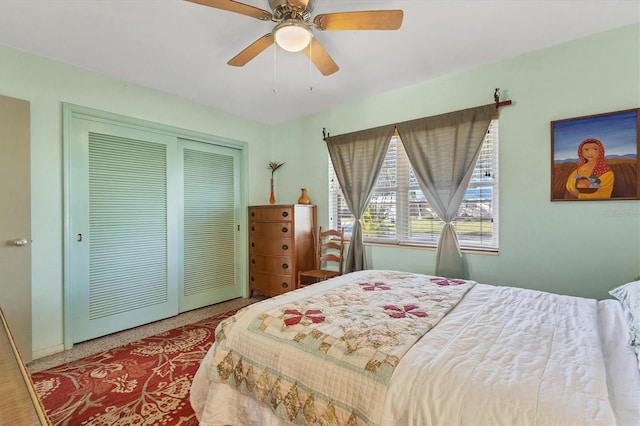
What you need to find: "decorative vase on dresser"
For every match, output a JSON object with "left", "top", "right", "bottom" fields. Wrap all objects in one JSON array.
[
  {"left": 297, "top": 188, "right": 311, "bottom": 204},
  {"left": 248, "top": 204, "right": 316, "bottom": 297}
]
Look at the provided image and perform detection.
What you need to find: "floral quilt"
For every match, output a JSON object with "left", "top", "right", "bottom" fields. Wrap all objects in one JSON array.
[{"left": 206, "top": 270, "right": 475, "bottom": 425}]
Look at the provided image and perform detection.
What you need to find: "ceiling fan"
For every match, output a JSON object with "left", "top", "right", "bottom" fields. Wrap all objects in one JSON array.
[{"left": 185, "top": 0, "right": 403, "bottom": 76}]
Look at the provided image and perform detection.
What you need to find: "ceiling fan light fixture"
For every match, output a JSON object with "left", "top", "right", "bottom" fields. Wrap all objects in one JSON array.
[{"left": 273, "top": 19, "right": 312, "bottom": 52}]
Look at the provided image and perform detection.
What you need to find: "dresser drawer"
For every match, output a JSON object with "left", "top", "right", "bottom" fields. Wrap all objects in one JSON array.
[
  {"left": 250, "top": 254, "right": 293, "bottom": 274},
  {"left": 249, "top": 221, "right": 292, "bottom": 238},
  {"left": 249, "top": 206, "right": 293, "bottom": 221},
  {"left": 249, "top": 271, "right": 293, "bottom": 296},
  {"left": 249, "top": 237, "right": 293, "bottom": 256}
]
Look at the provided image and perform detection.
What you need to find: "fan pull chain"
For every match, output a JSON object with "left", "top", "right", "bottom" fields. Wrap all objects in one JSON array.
[
  {"left": 273, "top": 45, "right": 278, "bottom": 94},
  {"left": 308, "top": 41, "right": 313, "bottom": 92}
]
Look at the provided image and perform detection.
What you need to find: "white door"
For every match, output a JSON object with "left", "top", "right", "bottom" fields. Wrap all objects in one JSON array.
[{"left": 0, "top": 95, "right": 32, "bottom": 362}]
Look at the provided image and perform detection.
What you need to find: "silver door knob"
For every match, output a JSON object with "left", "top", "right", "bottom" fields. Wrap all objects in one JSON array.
[{"left": 13, "top": 239, "right": 28, "bottom": 247}]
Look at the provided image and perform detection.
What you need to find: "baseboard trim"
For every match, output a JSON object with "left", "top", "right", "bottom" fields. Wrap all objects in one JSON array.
[{"left": 32, "top": 344, "right": 65, "bottom": 360}]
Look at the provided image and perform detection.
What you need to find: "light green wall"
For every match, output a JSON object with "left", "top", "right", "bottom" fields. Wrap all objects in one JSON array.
[
  {"left": 272, "top": 24, "right": 640, "bottom": 300},
  {"left": 1, "top": 43, "right": 273, "bottom": 358},
  {"left": 1, "top": 24, "right": 639, "bottom": 359}
]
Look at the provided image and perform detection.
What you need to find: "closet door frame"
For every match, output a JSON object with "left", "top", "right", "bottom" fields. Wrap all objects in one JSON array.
[{"left": 62, "top": 103, "right": 248, "bottom": 349}]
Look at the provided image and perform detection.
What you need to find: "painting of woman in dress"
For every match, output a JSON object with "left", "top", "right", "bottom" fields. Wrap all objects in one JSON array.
[
  {"left": 565, "top": 138, "right": 614, "bottom": 199},
  {"left": 551, "top": 109, "right": 639, "bottom": 201}
]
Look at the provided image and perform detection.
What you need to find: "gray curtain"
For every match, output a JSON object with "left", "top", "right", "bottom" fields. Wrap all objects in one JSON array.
[
  {"left": 396, "top": 104, "right": 495, "bottom": 278},
  {"left": 326, "top": 124, "right": 395, "bottom": 272}
]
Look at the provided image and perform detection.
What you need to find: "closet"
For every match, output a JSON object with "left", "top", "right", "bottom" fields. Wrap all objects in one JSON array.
[{"left": 64, "top": 104, "right": 245, "bottom": 345}]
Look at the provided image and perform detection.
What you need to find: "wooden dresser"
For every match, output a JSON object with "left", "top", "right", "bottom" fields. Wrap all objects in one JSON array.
[
  {"left": 248, "top": 204, "right": 316, "bottom": 297},
  {"left": 0, "top": 308, "right": 50, "bottom": 425}
]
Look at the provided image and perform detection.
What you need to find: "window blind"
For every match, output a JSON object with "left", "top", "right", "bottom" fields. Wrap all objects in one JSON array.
[{"left": 329, "top": 120, "right": 499, "bottom": 250}]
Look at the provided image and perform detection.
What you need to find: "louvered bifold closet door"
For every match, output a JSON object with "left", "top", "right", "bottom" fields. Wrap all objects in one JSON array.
[
  {"left": 180, "top": 139, "right": 242, "bottom": 311},
  {"left": 71, "top": 129, "right": 178, "bottom": 343}
]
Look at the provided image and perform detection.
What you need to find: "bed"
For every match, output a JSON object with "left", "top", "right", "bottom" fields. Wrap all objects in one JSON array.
[{"left": 190, "top": 270, "right": 640, "bottom": 425}]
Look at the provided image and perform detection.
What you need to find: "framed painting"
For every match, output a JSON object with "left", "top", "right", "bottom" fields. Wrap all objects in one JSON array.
[{"left": 551, "top": 108, "right": 640, "bottom": 201}]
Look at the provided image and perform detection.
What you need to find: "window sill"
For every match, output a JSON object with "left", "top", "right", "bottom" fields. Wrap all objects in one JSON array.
[{"left": 344, "top": 239, "right": 499, "bottom": 255}]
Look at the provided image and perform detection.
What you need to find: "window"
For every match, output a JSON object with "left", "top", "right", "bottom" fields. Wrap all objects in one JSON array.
[{"left": 329, "top": 120, "right": 498, "bottom": 251}]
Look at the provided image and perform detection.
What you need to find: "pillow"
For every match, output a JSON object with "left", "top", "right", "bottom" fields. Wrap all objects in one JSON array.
[{"left": 609, "top": 280, "right": 640, "bottom": 346}]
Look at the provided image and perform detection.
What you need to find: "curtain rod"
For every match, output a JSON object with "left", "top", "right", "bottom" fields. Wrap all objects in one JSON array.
[
  {"left": 323, "top": 88, "right": 513, "bottom": 140},
  {"left": 494, "top": 88, "right": 512, "bottom": 109}
]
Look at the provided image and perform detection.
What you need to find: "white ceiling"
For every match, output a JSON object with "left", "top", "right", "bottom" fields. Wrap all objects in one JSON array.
[{"left": 0, "top": 1, "right": 638, "bottom": 124}]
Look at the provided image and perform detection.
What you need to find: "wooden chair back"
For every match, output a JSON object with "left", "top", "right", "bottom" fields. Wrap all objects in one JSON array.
[
  {"left": 316, "top": 227, "right": 344, "bottom": 274},
  {"left": 297, "top": 226, "right": 345, "bottom": 288}
]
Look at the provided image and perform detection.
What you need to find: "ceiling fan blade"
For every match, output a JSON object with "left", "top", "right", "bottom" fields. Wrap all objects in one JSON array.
[
  {"left": 228, "top": 34, "right": 274, "bottom": 67},
  {"left": 304, "top": 38, "right": 339, "bottom": 76},
  {"left": 314, "top": 10, "right": 403, "bottom": 31},
  {"left": 185, "top": 0, "right": 272, "bottom": 21}
]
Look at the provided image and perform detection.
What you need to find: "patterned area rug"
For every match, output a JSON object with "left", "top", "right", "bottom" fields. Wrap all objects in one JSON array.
[{"left": 30, "top": 309, "right": 237, "bottom": 426}]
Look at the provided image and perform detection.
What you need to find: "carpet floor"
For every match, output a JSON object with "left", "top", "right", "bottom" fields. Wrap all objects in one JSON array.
[{"left": 28, "top": 297, "right": 261, "bottom": 425}]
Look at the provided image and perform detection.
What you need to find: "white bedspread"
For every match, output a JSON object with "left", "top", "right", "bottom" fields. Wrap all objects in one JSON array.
[
  {"left": 381, "top": 283, "right": 616, "bottom": 425},
  {"left": 191, "top": 271, "right": 629, "bottom": 425}
]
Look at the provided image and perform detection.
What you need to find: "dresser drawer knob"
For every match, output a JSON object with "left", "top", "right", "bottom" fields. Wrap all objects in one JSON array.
[
  {"left": 251, "top": 258, "right": 256, "bottom": 264},
  {"left": 282, "top": 282, "right": 288, "bottom": 288},
  {"left": 251, "top": 242, "right": 255, "bottom": 247},
  {"left": 282, "top": 244, "right": 288, "bottom": 250},
  {"left": 251, "top": 276, "right": 255, "bottom": 281},
  {"left": 282, "top": 263, "right": 288, "bottom": 269},
  {"left": 251, "top": 212, "right": 255, "bottom": 217},
  {"left": 281, "top": 227, "right": 288, "bottom": 233},
  {"left": 282, "top": 211, "right": 288, "bottom": 217},
  {"left": 251, "top": 225, "right": 255, "bottom": 231}
]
